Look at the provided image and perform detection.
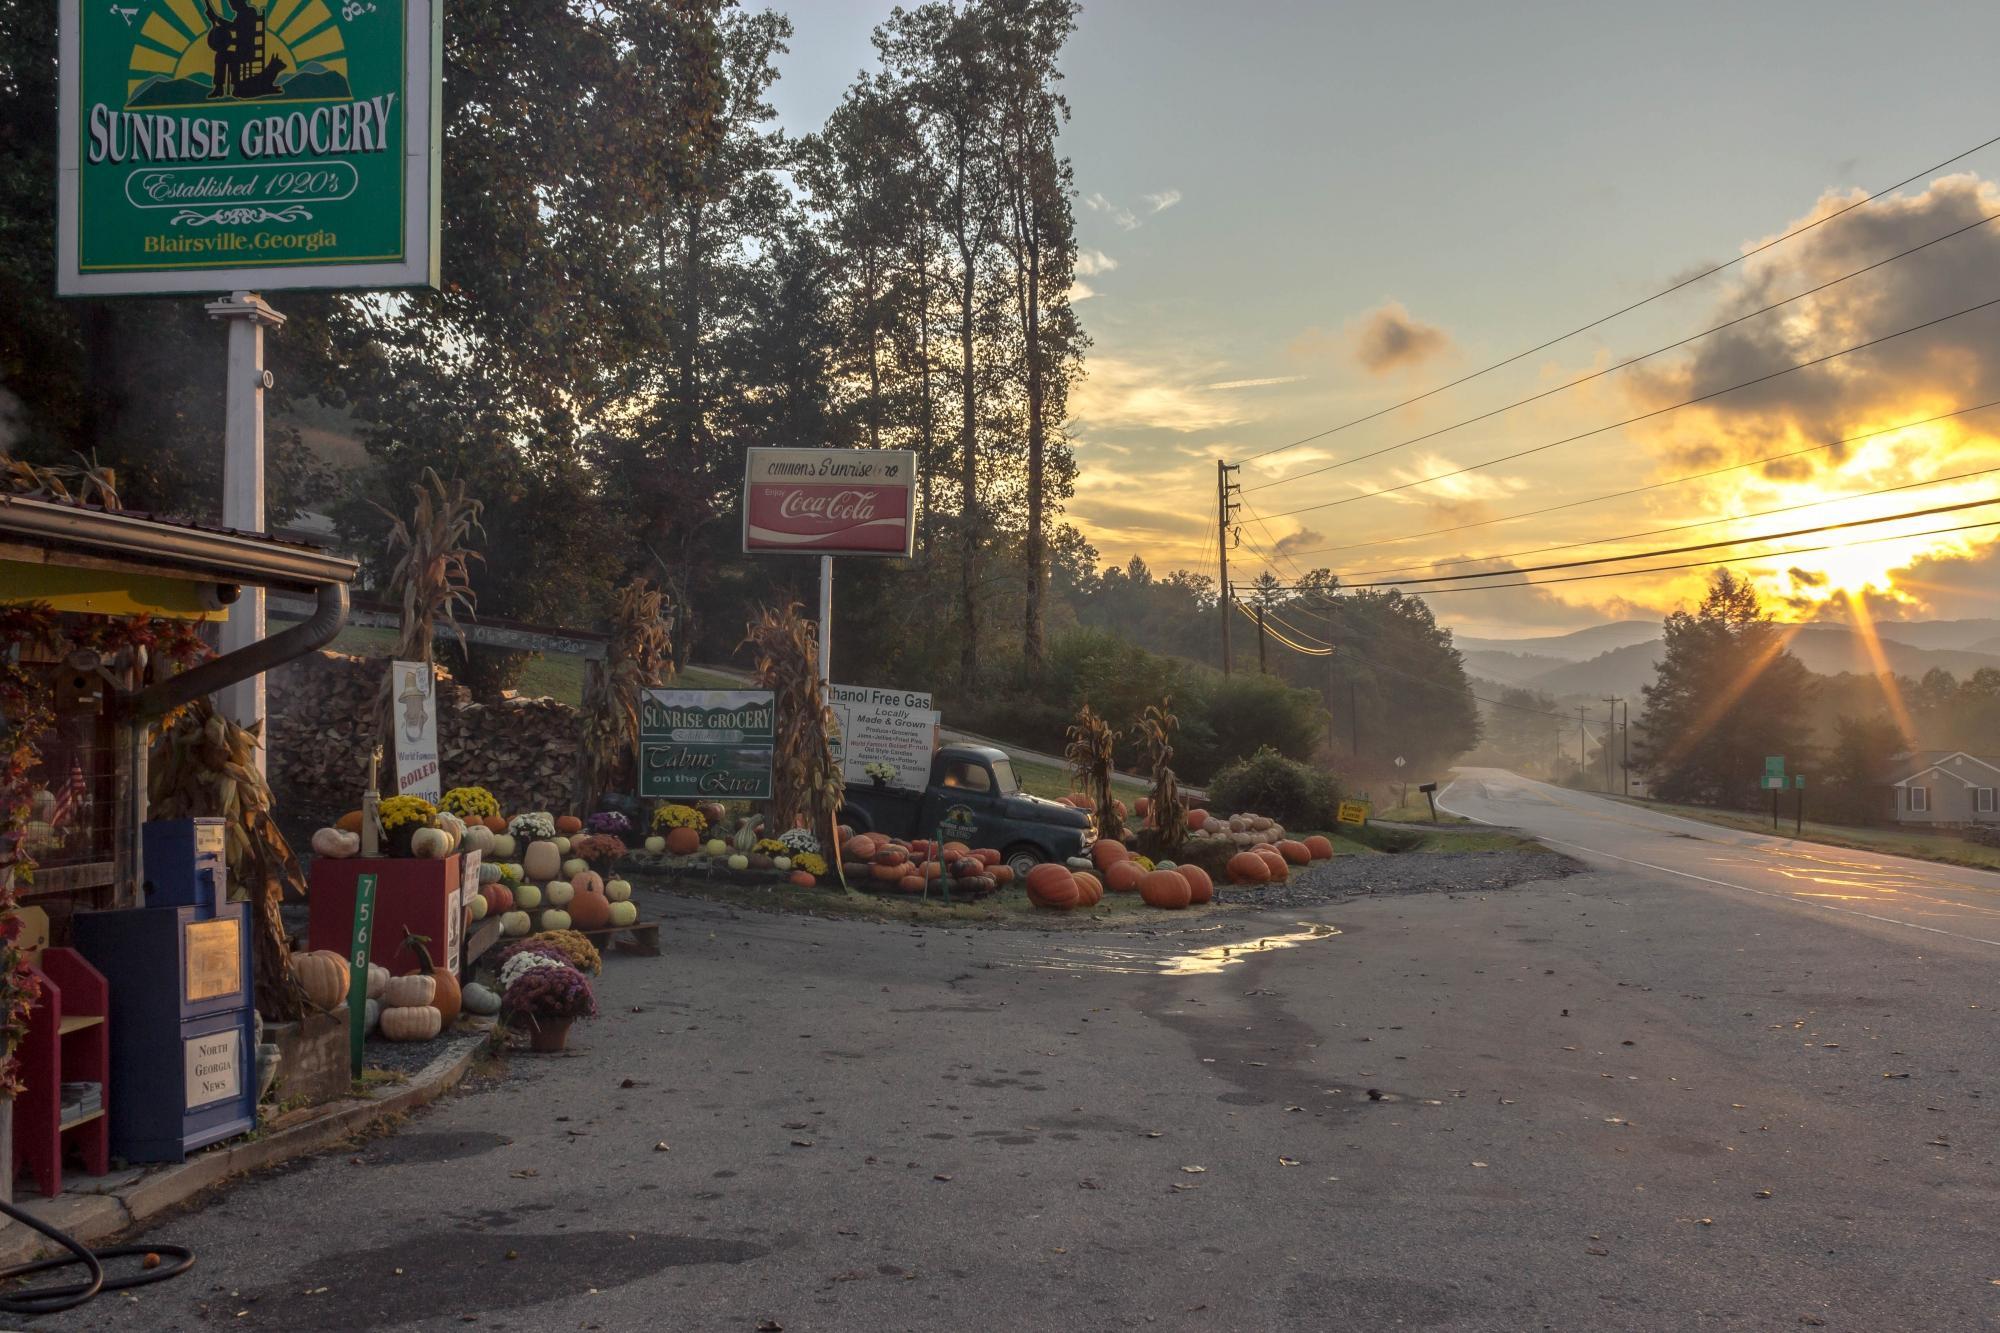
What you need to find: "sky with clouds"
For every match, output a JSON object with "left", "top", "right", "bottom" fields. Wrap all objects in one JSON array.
[{"left": 770, "top": 0, "right": 2000, "bottom": 638}]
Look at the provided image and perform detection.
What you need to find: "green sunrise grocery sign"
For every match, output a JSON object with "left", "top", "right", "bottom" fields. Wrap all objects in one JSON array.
[
  {"left": 638, "top": 690, "right": 777, "bottom": 801},
  {"left": 56, "top": 0, "right": 439, "bottom": 295}
]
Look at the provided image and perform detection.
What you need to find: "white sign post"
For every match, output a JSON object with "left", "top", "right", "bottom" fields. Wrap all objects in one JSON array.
[{"left": 391, "top": 659, "right": 441, "bottom": 802}]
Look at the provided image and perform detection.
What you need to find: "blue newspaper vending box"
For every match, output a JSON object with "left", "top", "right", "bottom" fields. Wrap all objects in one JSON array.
[{"left": 75, "top": 822, "right": 255, "bottom": 1163}]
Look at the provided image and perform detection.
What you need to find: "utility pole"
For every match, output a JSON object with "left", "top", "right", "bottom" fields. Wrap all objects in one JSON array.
[
  {"left": 1601, "top": 696, "right": 1620, "bottom": 793},
  {"left": 1217, "top": 460, "right": 1239, "bottom": 676},
  {"left": 1256, "top": 605, "right": 1268, "bottom": 673},
  {"left": 1620, "top": 698, "right": 1631, "bottom": 796},
  {"left": 1577, "top": 705, "right": 1589, "bottom": 774}
]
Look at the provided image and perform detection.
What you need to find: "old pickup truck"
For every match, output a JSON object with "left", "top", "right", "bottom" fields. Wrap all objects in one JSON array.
[{"left": 841, "top": 743, "right": 1094, "bottom": 878}]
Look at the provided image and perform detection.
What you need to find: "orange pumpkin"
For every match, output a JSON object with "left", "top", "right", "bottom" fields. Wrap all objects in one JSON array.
[
  {"left": 483, "top": 815, "right": 508, "bottom": 833},
  {"left": 1305, "top": 835, "right": 1335, "bottom": 859},
  {"left": 874, "top": 845, "right": 909, "bottom": 867},
  {"left": 1105, "top": 860, "right": 1146, "bottom": 893},
  {"left": 665, "top": 826, "right": 701, "bottom": 856},
  {"left": 941, "top": 841, "right": 972, "bottom": 860},
  {"left": 789, "top": 871, "right": 816, "bottom": 887},
  {"left": 844, "top": 835, "right": 878, "bottom": 862},
  {"left": 973, "top": 848, "right": 1001, "bottom": 867},
  {"left": 1112, "top": 799, "right": 1128, "bottom": 820},
  {"left": 921, "top": 860, "right": 943, "bottom": 880},
  {"left": 1180, "top": 864, "right": 1214, "bottom": 905},
  {"left": 1255, "top": 847, "right": 1289, "bottom": 881},
  {"left": 1185, "top": 809, "right": 1206, "bottom": 832},
  {"left": 1025, "top": 864, "right": 1080, "bottom": 910},
  {"left": 1072, "top": 871, "right": 1104, "bottom": 908},
  {"left": 1278, "top": 839, "right": 1312, "bottom": 865},
  {"left": 569, "top": 884, "right": 613, "bottom": 930},
  {"left": 990, "top": 864, "right": 1015, "bottom": 885},
  {"left": 555, "top": 815, "right": 584, "bottom": 836},
  {"left": 1139, "top": 869, "right": 1192, "bottom": 910},
  {"left": 336, "top": 810, "right": 365, "bottom": 834},
  {"left": 870, "top": 862, "right": 904, "bottom": 883},
  {"left": 1227, "top": 852, "right": 1270, "bottom": 885},
  {"left": 897, "top": 874, "right": 925, "bottom": 895},
  {"left": 1089, "top": 839, "right": 1129, "bottom": 873},
  {"left": 1135, "top": 797, "right": 1151, "bottom": 818},
  {"left": 482, "top": 883, "right": 515, "bottom": 913}
]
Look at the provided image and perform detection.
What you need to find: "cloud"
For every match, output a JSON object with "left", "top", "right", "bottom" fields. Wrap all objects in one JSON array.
[
  {"left": 1143, "top": 189, "right": 1182, "bottom": 214},
  {"left": 1204, "top": 375, "right": 1306, "bottom": 391},
  {"left": 1074, "top": 249, "right": 1118, "bottom": 277},
  {"left": 1068, "top": 280, "right": 1096, "bottom": 303},
  {"left": 1068, "top": 355, "right": 1253, "bottom": 434},
  {"left": 1346, "top": 301, "right": 1452, "bottom": 375},
  {"left": 1274, "top": 526, "right": 1326, "bottom": 556},
  {"left": 1084, "top": 193, "right": 1139, "bottom": 231}
]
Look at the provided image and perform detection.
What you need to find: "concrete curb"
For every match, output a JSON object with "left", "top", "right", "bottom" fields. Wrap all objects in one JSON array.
[{"left": 0, "top": 1029, "right": 490, "bottom": 1268}]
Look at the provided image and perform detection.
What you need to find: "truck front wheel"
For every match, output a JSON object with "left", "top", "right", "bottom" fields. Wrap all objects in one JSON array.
[{"left": 1003, "top": 845, "right": 1045, "bottom": 881}]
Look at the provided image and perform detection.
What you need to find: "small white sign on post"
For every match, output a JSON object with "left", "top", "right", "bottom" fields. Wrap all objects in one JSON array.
[
  {"left": 391, "top": 659, "right": 442, "bottom": 802},
  {"left": 828, "top": 684, "right": 939, "bottom": 792}
]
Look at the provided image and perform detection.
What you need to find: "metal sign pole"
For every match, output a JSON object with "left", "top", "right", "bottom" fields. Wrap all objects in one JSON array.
[
  {"left": 818, "top": 553, "right": 834, "bottom": 687},
  {"left": 204, "top": 291, "right": 286, "bottom": 777}
]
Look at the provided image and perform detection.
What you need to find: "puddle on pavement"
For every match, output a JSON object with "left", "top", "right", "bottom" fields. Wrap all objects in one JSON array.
[{"left": 1157, "top": 923, "right": 1340, "bottom": 975}]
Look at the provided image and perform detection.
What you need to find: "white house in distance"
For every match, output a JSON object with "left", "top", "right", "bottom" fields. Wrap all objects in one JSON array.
[{"left": 1889, "top": 750, "right": 2000, "bottom": 825}]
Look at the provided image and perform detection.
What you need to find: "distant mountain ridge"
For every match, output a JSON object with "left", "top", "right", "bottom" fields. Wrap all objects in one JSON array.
[{"left": 1458, "top": 618, "right": 2000, "bottom": 700}]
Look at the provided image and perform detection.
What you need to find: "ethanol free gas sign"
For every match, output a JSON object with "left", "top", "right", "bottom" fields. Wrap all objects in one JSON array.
[{"left": 56, "top": 0, "right": 439, "bottom": 295}]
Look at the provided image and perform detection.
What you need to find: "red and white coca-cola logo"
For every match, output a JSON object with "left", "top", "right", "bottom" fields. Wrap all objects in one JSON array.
[{"left": 775, "top": 488, "right": 879, "bottom": 522}]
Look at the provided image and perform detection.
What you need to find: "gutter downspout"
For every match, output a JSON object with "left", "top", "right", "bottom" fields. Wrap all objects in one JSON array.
[{"left": 130, "top": 581, "right": 349, "bottom": 722}]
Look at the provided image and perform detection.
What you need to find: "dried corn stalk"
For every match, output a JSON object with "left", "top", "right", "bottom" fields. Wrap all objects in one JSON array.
[
  {"left": 1138, "top": 697, "right": 1185, "bottom": 857},
  {"left": 580, "top": 580, "right": 673, "bottom": 808},
  {"left": 370, "top": 469, "right": 483, "bottom": 774},
  {"left": 1065, "top": 705, "right": 1121, "bottom": 841},
  {"left": 1, "top": 451, "right": 122, "bottom": 509},
  {"left": 742, "top": 604, "right": 842, "bottom": 852},
  {"left": 150, "top": 699, "right": 308, "bottom": 1020}
]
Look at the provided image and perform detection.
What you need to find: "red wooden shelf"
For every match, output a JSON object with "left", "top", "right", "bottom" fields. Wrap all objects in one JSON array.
[{"left": 17, "top": 947, "right": 110, "bottom": 1198}]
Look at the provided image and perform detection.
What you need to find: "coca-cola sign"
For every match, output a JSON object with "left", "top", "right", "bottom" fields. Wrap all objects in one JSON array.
[{"left": 743, "top": 448, "right": 918, "bottom": 557}]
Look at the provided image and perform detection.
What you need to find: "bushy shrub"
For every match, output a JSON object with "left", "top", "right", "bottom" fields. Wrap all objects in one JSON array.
[
  {"left": 1177, "top": 672, "right": 1326, "bottom": 776},
  {"left": 1207, "top": 748, "right": 1342, "bottom": 829}
]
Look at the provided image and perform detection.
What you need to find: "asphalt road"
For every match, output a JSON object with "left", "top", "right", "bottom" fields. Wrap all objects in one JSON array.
[{"left": 55, "top": 800, "right": 2000, "bottom": 1332}]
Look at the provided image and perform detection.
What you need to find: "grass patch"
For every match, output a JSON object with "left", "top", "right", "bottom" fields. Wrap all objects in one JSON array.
[
  {"left": 352, "top": 1068, "right": 410, "bottom": 1097},
  {"left": 1608, "top": 795, "right": 2000, "bottom": 872}
]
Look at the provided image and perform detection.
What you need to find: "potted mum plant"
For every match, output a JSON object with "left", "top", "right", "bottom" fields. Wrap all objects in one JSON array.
[{"left": 500, "top": 960, "right": 596, "bottom": 1053}]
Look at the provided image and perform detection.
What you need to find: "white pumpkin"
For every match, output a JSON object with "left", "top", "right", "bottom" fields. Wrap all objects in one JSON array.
[
  {"left": 643, "top": 835, "right": 666, "bottom": 854},
  {"left": 605, "top": 878, "right": 632, "bottom": 903},
  {"left": 523, "top": 840, "right": 561, "bottom": 881},
  {"left": 704, "top": 839, "right": 727, "bottom": 857},
  {"left": 410, "top": 827, "right": 451, "bottom": 859},
  {"left": 541, "top": 909, "right": 573, "bottom": 932},
  {"left": 460, "top": 981, "right": 501, "bottom": 1016},
  {"left": 514, "top": 882, "right": 543, "bottom": 911},
  {"left": 545, "top": 880, "right": 575, "bottom": 908},
  {"left": 492, "top": 834, "right": 517, "bottom": 859},
  {"left": 380, "top": 1005, "right": 442, "bottom": 1042},
  {"left": 310, "top": 827, "right": 360, "bottom": 859},
  {"left": 727, "top": 853, "right": 749, "bottom": 871},
  {"left": 467, "top": 893, "right": 488, "bottom": 921},
  {"left": 608, "top": 900, "right": 638, "bottom": 928},
  {"left": 463, "top": 825, "right": 496, "bottom": 855},
  {"left": 500, "top": 910, "right": 531, "bottom": 937},
  {"left": 364, "top": 997, "right": 381, "bottom": 1034},
  {"left": 366, "top": 963, "right": 390, "bottom": 1000},
  {"left": 561, "top": 857, "right": 588, "bottom": 879},
  {"left": 771, "top": 857, "right": 790, "bottom": 873},
  {"left": 552, "top": 836, "right": 571, "bottom": 856},
  {"left": 435, "top": 812, "right": 466, "bottom": 851},
  {"left": 381, "top": 973, "right": 436, "bottom": 1008}
]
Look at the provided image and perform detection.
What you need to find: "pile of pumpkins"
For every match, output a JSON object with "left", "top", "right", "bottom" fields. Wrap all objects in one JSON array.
[
  {"left": 841, "top": 832, "right": 1011, "bottom": 897},
  {"left": 1029, "top": 839, "right": 1214, "bottom": 912},
  {"left": 287, "top": 929, "right": 472, "bottom": 1042},
  {"left": 473, "top": 834, "right": 637, "bottom": 938}
]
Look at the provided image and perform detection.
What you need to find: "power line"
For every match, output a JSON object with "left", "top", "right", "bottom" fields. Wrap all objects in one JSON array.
[
  {"left": 1242, "top": 206, "right": 2000, "bottom": 494},
  {"left": 1335, "top": 493, "right": 2000, "bottom": 588},
  {"left": 1268, "top": 399, "right": 2000, "bottom": 563},
  {"left": 1263, "top": 293, "right": 2000, "bottom": 521},
  {"left": 1235, "top": 127, "right": 2000, "bottom": 466},
  {"left": 1333, "top": 460, "right": 2000, "bottom": 580},
  {"left": 1268, "top": 515, "right": 2000, "bottom": 596}
]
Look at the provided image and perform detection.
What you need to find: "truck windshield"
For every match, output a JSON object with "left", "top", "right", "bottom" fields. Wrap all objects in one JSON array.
[{"left": 989, "top": 758, "right": 1020, "bottom": 794}]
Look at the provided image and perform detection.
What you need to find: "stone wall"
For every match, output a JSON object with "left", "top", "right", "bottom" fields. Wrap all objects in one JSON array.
[{"left": 268, "top": 650, "right": 581, "bottom": 827}]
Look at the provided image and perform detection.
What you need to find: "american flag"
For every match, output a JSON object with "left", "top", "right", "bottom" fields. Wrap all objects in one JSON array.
[{"left": 46, "top": 761, "right": 87, "bottom": 834}]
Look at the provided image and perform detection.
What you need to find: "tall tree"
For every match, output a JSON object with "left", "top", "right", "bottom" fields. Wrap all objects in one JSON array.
[{"left": 1634, "top": 572, "right": 1816, "bottom": 806}]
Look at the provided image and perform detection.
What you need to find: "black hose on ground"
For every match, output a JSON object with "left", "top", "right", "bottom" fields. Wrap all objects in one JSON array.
[{"left": 0, "top": 1196, "right": 193, "bottom": 1317}]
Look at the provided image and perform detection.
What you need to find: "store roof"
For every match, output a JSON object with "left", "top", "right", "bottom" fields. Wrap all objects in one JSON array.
[{"left": 0, "top": 495, "right": 357, "bottom": 595}]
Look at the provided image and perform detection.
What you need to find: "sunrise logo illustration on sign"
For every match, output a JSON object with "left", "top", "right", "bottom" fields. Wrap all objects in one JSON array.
[
  {"left": 742, "top": 448, "right": 919, "bottom": 558},
  {"left": 57, "top": 0, "right": 440, "bottom": 295}
]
